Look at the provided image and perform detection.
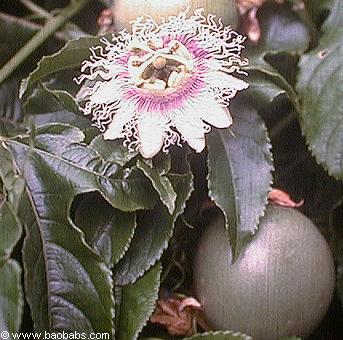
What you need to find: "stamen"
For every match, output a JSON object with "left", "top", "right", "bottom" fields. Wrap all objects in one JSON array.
[{"left": 128, "top": 39, "right": 194, "bottom": 93}]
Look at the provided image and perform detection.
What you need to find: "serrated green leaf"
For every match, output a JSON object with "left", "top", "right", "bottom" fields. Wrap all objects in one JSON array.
[
  {"left": 207, "top": 102, "right": 274, "bottom": 260},
  {"left": 89, "top": 135, "right": 138, "bottom": 167},
  {"left": 23, "top": 81, "right": 81, "bottom": 115},
  {"left": 35, "top": 123, "right": 85, "bottom": 141},
  {"left": 244, "top": 60, "right": 299, "bottom": 109},
  {"left": 8, "top": 123, "right": 157, "bottom": 212},
  {"left": 0, "top": 260, "right": 23, "bottom": 336},
  {"left": 116, "top": 263, "right": 161, "bottom": 340},
  {"left": 137, "top": 158, "right": 177, "bottom": 214},
  {"left": 244, "top": 71, "right": 286, "bottom": 109},
  {"left": 185, "top": 331, "right": 252, "bottom": 340},
  {"left": 296, "top": 0, "right": 343, "bottom": 179},
  {"left": 19, "top": 34, "right": 109, "bottom": 99},
  {"left": 74, "top": 193, "right": 136, "bottom": 267},
  {"left": 114, "top": 172, "right": 194, "bottom": 285},
  {"left": 2, "top": 124, "right": 159, "bottom": 332},
  {"left": 17, "top": 184, "right": 114, "bottom": 333},
  {"left": 9, "top": 149, "right": 115, "bottom": 333}
]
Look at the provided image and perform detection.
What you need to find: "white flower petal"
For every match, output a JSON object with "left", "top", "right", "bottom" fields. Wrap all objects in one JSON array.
[
  {"left": 138, "top": 113, "right": 165, "bottom": 158},
  {"left": 104, "top": 102, "right": 135, "bottom": 140},
  {"left": 192, "top": 93, "right": 233, "bottom": 128},
  {"left": 205, "top": 71, "right": 249, "bottom": 91},
  {"left": 174, "top": 108, "right": 206, "bottom": 153},
  {"left": 89, "top": 77, "right": 124, "bottom": 104}
]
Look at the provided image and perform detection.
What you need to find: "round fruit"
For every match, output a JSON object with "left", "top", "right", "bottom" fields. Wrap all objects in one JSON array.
[
  {"left": 194, "top": 206, "right": 335, "bottom": 340},
  {"left": 113, "top": 0, "right": 238, "bottom": 31}
]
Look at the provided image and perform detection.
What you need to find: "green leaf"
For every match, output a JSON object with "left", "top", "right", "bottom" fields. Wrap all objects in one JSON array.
[
  {"left": 89, "top": 135, "right": 138, "bottom": 167},
  {"left": 114, "top": 172, "right": 194, "bottom": 285},
  {"left": 137, "top": 158, "right": 177, "bottom": 214},
  {"left": 244, "top": 71, "right": 287, "bottom": 109},
  {"left": 19, "top": 34, "right": 109, "bottom": 99},
  {"left": 116, "top": 263, "right": 162, "bottom": 340},
  {"left": 185, "top": 331, "right": 252, "bottom": 340},
  {"left": 74, "top": 193, "right": 137, "bottom": 267},
  {"left": 207, "top": 102, "right": 274, "bottom": 260},
  {"left": 2, "top": 124, "right": 158, "bottom": 332},
  {"left": 244, "top": 4, "right": 311, "bottom": 108},
  {"left": 24, "top": 110, "right": 90, "bottom": 129},
  {"left": 12, "top": 161, "right": 115, "bottom": 333},
  {"left": 296, "top": 0, "right": 343, "bottom": 179},
  {"left": 0, "top": 202, "right": 22, "bottom": 259},
  {"left": 0, "top": 147, "right": 25, "bottom": 213},
  {"left": 304, "top": 0, "right": 333, "bottom": 23},
  {"left": 152, "top": 153, "right": 172, "bottom": 174},
  {"left": 0, "top": 78, "right": 25, "bottom": 137},
  {"left": 23, "top": 81, "right": 81, "bottom": 115},
  {"left": 24, "top": 208, "right": 113, "bottom": 332},
  {"left": 245, "top": 60, "right": 299, "bottom": 110},
  {"left": 0, "top": 260, "right": 23, "bottom": 336},
  {"left": 0, "top": 150, "right": 24, "bottom": 335},
  {"left": 9, "top": 124, "right": 157, "bottom": 212}
]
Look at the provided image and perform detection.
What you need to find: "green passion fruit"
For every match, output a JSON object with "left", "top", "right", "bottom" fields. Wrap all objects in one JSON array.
[{"left": 194, "top": 206, "right": 335, "bottom": 340}]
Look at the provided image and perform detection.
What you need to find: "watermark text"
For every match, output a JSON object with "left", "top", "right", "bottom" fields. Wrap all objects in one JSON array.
[{"left": 0, "top": 331, "right": 110, "bottom": 340}]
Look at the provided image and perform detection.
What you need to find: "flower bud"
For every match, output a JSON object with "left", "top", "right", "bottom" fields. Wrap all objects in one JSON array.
[{"left": 113, "top": 0, "right": 238, "bottom": 31}]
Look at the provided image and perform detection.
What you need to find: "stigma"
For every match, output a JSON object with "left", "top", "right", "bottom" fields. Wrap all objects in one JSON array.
[{"left": 128, "top": 39, "right": 194, "bottom": 93}]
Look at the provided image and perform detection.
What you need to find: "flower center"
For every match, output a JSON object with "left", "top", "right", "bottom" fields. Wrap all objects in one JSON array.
[{"left": 128, "top": 39, "right": 194, "bottom": 94}]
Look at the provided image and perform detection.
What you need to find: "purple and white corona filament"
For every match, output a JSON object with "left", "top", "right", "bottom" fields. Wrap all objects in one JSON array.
[{"left": 75, "top": 8, "right": 249, "bottom": 158}]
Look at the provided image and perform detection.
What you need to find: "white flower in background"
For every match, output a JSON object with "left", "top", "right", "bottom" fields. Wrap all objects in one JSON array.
[{"left": 75, "top": 8, "right": 249, "bottom": 158}]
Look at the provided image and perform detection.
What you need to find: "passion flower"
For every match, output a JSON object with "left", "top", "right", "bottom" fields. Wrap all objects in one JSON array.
[{"left": 75, "top": 8, "right": 248, "bottom": 158}]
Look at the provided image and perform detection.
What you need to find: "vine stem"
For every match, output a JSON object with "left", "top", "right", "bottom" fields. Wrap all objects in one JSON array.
[
  {"left": 19, "top": 0, "right": 51, "bottom": 18},
  {"left": 0, "top": 0, "right": 90, "bottom": 85}
]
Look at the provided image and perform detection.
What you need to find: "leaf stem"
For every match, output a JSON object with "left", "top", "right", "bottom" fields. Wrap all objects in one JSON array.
[{"left": 0, "top": 0, "right": 90, "bottom": 85}]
